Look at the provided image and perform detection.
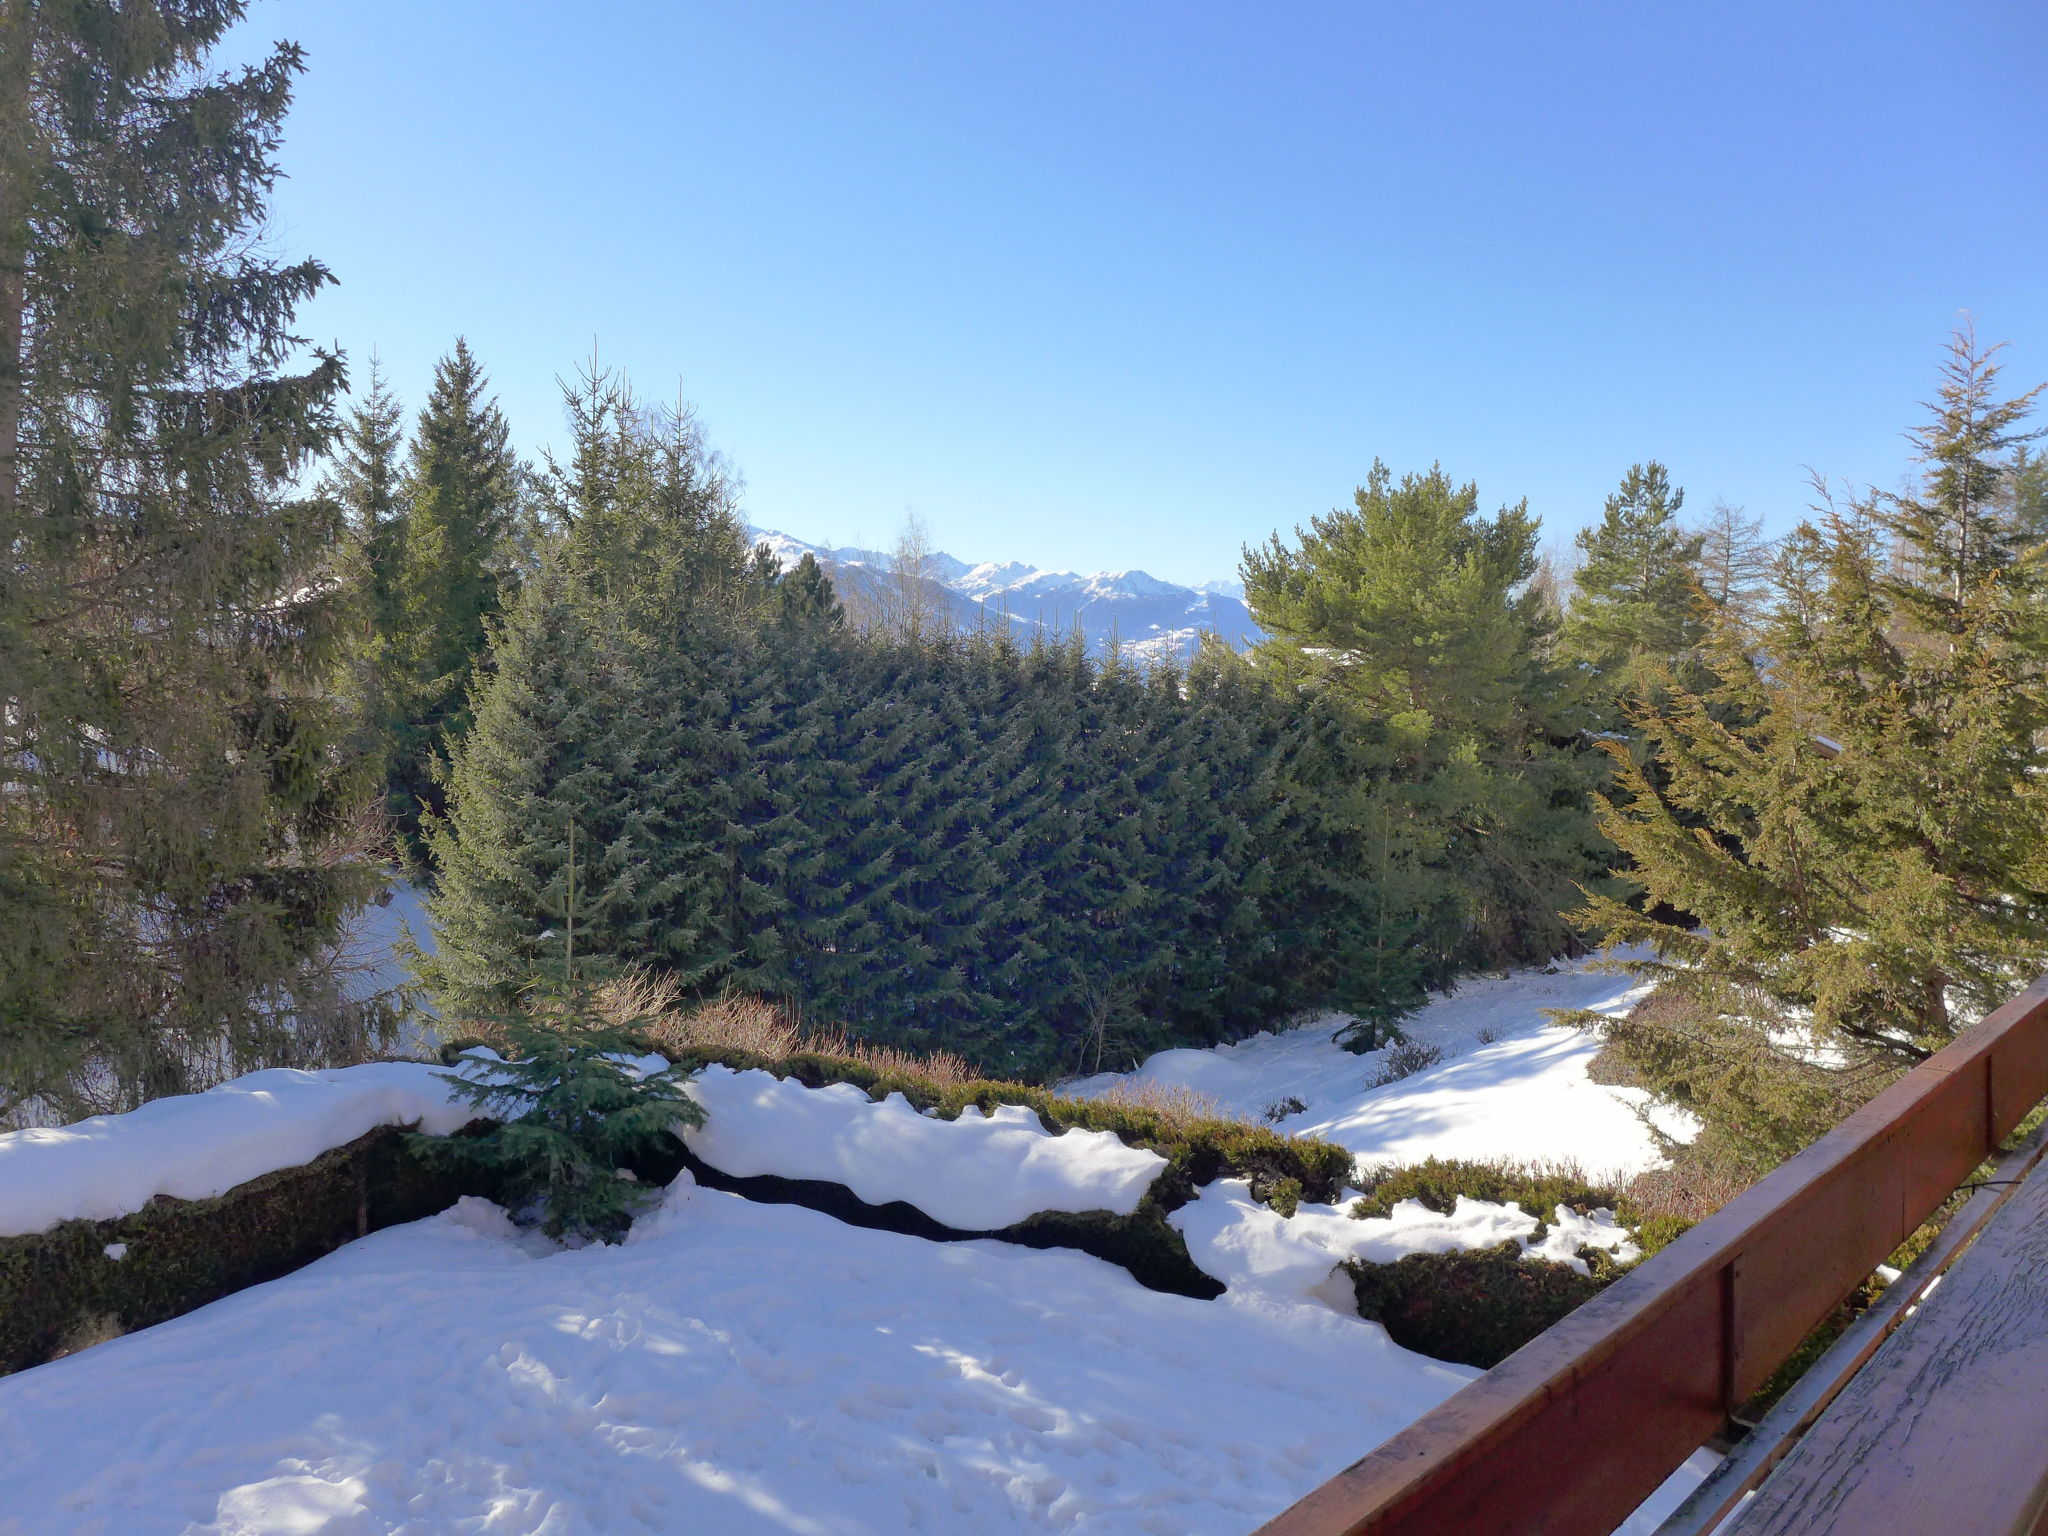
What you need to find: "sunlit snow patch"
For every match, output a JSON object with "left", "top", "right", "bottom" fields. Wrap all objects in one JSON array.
[
  {"left": 684, "top": 1065, "right": 1167, "bottom": 1230},
  {"left": 1172, "top": 1180, "right": 1638, "bottom": 1314}
]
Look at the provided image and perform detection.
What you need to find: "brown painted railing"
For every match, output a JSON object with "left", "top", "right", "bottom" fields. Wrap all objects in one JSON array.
[{"left": 1255, "top": 974, "right": 2048, "bottom": 1536}]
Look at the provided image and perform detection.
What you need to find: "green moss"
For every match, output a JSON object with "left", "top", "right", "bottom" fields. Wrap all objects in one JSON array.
[
  {"left": 0, "top": 1123, "right": 503, "bottom": 1378},
  {"left": 1344, "top": 1242, "right": 1607, "bottom": 1368}
]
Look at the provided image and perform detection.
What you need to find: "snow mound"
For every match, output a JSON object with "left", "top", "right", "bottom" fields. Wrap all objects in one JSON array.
[
  {"left": 1172, "top": 1181, "right": 1639, "bottom": 1311},
  {"left": 684, "top": 1066, "right": 1168, "bottom": 1231},
  {"left": 1067, "top": 954, "right": 1694, "bottom": 1180},
  {"left": 0, "top": 1061, "right": 485, "bottom": 1238}
]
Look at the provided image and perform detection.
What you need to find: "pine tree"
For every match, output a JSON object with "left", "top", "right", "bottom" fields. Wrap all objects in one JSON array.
[
  {"left": 378, "top": 339, "right": 520, "bottom": 855},
  {"left": 1558, "top": 462, "right": 1707, "bottom": 714},
  {"left": 1243, "top": 461, "right": 1605, "bottom": 1008},
  {"left": 0, "top": 5, "right": 386, "bottom": 1115},
  {"left": 1571, "top": 331, "right": 2048, "bottom": 1169}
]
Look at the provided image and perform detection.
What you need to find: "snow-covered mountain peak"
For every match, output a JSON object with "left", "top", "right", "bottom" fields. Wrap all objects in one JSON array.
[{"left": 747, "top": 527, "right": 1262, "bottom": 662}]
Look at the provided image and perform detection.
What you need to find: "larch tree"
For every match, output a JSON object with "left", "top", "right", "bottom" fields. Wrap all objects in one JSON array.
[
  {"left": 0, "top": 2, "right": 386, "bottom": 1116},
  {"left": 1694, "top": 498, "right": 1774, "bottom": 631},
  {"left": 326, "top": 355, "right": 407, "bottom": 639}
]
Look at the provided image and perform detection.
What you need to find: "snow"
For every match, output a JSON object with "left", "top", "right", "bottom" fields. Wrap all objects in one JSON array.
[
  {"left": 0, "top": 1061, "right": 484, "bottom": 1238},
  {"left": 340, "top": 879, "right": 441, "bottom": 1053},
  {"left": 1171, "top": 1181, "right": 1639, "bottom": 1313},
  {"left": 0, "top": 959, "right": 1718, "bottom": 1533},
  {"left": 1066, "top": 955, "right": 1696, "bottom": 1181},
  {"left": 0, "top": 1175, "right": 1477, "bottom": 1536},
  {"left": 685, "top": 1066, "right": 1167, "bottom": 1230}
]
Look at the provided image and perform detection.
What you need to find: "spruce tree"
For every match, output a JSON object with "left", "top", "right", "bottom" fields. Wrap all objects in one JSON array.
[
  {"left": 0, "top": 5, "right": 386, "bottom": 1115},
  {"left": 422, "top": 556, "right": 723, "bottom": 1023},
  {"left": 327, "top": 356, "right": 408, "bottom": 639},
  {"left": 1558, "top": 461, "right": 1707, "bottom": 714},
  {"left": 379, "top": 339, "right": 520, "bottom": 855},
  {"left": 1572, "top": 331, "right": 2048, "bottom": 1169}
]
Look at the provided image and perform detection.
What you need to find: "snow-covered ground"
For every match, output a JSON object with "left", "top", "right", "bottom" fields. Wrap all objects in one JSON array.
[
  {"left": 1172, "top": 1180, "right": 1638, "bottom": 1310},
  {"left": 0, "top": 955, "right": 1716, "bottom": 1533},
  {"left": 0, "top": 1174, "right": 1705, "bottom": 1536},
  {"left": 341, "top": 880, "right": 441, "bottom": 1056},
  {"left": 1066, "top": 955, "right": 1696, "bottom": 1181}
]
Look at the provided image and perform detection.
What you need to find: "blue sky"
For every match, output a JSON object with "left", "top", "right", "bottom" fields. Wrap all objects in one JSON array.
[{"left": 227, "top": 1, "right": 2046, "bottom": 586}]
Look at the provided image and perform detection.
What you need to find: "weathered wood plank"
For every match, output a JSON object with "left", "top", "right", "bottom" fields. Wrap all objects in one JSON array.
[{"left": 1723, "top": 1157, "right": 2048, "bottom": 1536}]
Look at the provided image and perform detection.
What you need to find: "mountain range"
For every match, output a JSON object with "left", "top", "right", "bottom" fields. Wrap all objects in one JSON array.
[{"left": 748, "top": 528, "right": 1263, "bottom": 663}]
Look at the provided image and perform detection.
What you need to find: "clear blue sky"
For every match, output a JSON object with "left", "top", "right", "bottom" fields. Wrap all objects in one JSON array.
[{"left": 225, "top": 1, "right": 2046, "bottom": 586}]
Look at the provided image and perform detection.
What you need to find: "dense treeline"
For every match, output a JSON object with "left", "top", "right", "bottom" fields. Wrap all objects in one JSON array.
[{"left": 416, "top": 377, "right": 1603, "bottom": 1078}]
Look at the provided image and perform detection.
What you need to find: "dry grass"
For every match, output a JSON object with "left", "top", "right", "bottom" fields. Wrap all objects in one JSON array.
[
  {"left": 1086, "top": 1078, "right": 1255, "bottom": 1132},
  {"left": 628, "top": 985, "right": 799, "bottom": 1059},
  {"left": 620, "top": 980, "right": 974, "bottom": 1091},
  {"left": 1624, "top": 1157, "right": 1754, "bottom": 1224},
  {"left": 795, "top": 1025, "right": 975, "bottom": 1090}
]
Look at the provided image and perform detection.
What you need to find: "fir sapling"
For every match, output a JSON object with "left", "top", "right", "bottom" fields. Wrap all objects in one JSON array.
[{"left": 421, "top": 985, "right": 704, "bottom": 1242}]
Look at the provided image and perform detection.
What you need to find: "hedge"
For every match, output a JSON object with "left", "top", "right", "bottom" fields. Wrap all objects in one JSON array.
[
  {"left": 1344, "top": 1243, "right": 1608, "bottom": 1368},
  {"left": 650, "top": 1044, "right": 1355, "bottom": 1211},
  {"left": 662, "top": 1142, "right": 1223, "bottom": 1300},
  {"left": 0, "top": 1122, "right": 506, "bottom": 1378},
  {"left": 6, "top": 1047, "right": 1350, "bottom": 1379}
]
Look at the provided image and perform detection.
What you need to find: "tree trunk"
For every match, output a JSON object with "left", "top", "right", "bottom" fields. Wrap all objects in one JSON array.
[{"left": 0, "top": 2, "right": 28, "bottom": 531}]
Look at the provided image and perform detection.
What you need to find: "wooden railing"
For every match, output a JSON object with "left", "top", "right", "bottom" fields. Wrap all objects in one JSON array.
[{"left": 1254, "top": 974, "right": 2048, "bottom": 1536}]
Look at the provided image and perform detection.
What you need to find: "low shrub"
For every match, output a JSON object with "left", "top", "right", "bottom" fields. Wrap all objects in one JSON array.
[
  {"left": 1344, "top": 1242, "right": 1607, "bottom": 1368},
  {"left": 1262, "top": 1095, "right": 1308, "bottom": 1123},
  {"left": 1349, "top": 1156, "right": 1632, "bottom": 1225},
  {"left": 1366, "top": 1039, "right": 1445, "bottom": 1089}
]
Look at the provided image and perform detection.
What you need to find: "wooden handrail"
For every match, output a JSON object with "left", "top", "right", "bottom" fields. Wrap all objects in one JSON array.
[{"left": 1254, "top": 974, "right": 2048, "bottom": 1536}]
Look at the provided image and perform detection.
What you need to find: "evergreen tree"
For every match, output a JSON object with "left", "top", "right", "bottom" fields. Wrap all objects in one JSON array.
[
  {"left": 378, "top": 339, "right": 520, "bottom": 856},
  {"left": 1243, "top": 461, "right": 1605, "bottom": 1013},
  {"left": 327, "top": 356, "right": 407, "bottom": 638},
  {"left": 1571, "top": 331, "right": 2048, "bottom": 1169},
  {"left": 0, "top": 5, "right": 386, "bottom": 1116},
  {"left": 419, "top": 863, "right": 704, "bottom": 1243},
  {"left": 422, "top": 556, "right": 726, "bottom": 1022},
  {"left": 1558, "top": 462, "right": 1707, "bottom": 714}
]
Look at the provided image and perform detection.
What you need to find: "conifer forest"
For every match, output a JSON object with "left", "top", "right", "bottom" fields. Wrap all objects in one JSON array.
[{"left": 4, "top": 0, "right": 2046, "bottom": 1191}]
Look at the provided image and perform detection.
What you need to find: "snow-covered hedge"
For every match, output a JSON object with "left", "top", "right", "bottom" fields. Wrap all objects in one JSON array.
[
  {"left": 684, "top": 1066, "right": 1167, "bottom": 1230},
  {"left": 0, "top": 1063, "right": 485, "bottom": 1239},
  {"left": 0, "top": 1122, "right": 503, "bottom": 1376},
  {"left": 656, "top": 1042, "right": 1357, "bottom": 1205}
]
